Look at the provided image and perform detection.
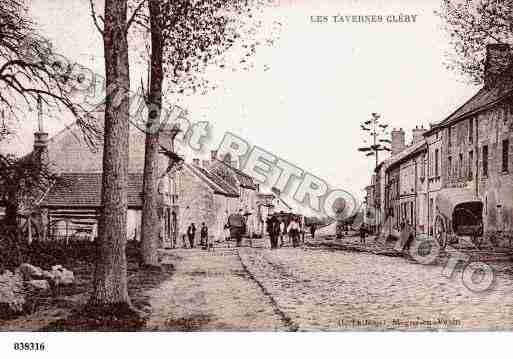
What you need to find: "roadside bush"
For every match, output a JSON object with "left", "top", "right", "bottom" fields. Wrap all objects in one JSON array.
[
  {"left": 0, "top": 229, "right": 28, "bottom": 272},
  {"left": 0, "top": 270, "right": 26, "bottom": 320}
]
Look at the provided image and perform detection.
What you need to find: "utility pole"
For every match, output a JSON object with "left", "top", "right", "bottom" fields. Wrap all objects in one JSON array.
[
  {"left": 358, "top": 113, "right": 390, "bottom": 236},
  {"left": 358, "top": 113, "right": 390, "bottom": 170}
]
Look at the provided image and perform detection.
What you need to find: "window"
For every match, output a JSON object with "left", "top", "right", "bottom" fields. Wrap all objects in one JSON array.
[
  {"left": 503, "top": 139, "right": 510, "bottom": 172},
  {"left": 469, "top": 118, "right": 473, "bottom": 143},
  {"left": 448, "top": 126, "right": 452, "bottom": 147},
  {"left": 435, "top": 149, "right": 439, "bottom": 177},
  {"left": 469, "top": 150, "right": 473, "bottom": 178},
  {"left": 448, "top": 156, "right": 452, "bottom": 178},
  {"left": 483, "top": 145, "right": 489, "bottom": 177},
  {"left": 459, "top": 153, "right": 463, "bottom": 178}
]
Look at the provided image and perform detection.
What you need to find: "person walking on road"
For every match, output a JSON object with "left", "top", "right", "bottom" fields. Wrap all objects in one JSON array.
[
  {"left": 279, "top": 220, "right": 285, "bottom": 247},
  {"left": 187, "top": 223, "right": 196, "bottom": 248},
  {"left": 288, "top": 218, "right": 300, "bottom": 248}
]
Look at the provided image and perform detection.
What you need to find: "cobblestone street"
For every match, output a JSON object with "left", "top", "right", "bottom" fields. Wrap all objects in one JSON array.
[{"left": 147, "top": 238, "right": 513, "bottom": 331}]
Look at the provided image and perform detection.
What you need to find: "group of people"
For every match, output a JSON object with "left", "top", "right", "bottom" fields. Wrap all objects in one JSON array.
[
  {"left": 182, "top": 210, "right": 248, "bottom": 250},
  {"left": 185, "top": 222, "right": 209, "bottom": 249},
  {"left": 182, "top": 211, "right": 311, "bottom": 251},
  {"left": 266, "top": 216, "right": 304, "bottom": 249}
]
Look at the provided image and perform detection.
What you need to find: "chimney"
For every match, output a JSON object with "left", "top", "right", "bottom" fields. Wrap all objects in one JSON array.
[
  {"left": 484, "top": 43, "right": 512, "bottom": 89},
  {"left": 391, "top": 128, "right": 405, "bottom": 155},
  {"left": 210, "top": 150, "right": 217, "bottom": 161},
  {"left": 412, "top": 125, "right": 426, "bottom": 144},
  {"left": 192, "top": 158, "right": 200, "bottom": 166},
  {"left": 34, "top": 96, "right": 49, "bottom": 165},
  {"left": 202, "top": 160, "right": 210, "bottom": 168}
]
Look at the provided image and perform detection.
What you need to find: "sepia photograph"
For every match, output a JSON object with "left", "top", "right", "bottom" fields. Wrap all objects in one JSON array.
[{"left": 1, "top": 0, "right": 513, "bottom": 357}]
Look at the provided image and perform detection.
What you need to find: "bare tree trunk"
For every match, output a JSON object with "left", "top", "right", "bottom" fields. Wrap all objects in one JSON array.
[
  {"left": 141, "top": 0, "right": 164, "bottom": 267},
  {"left": 90, "top": 0, "right": 132, "bottom": 311}
]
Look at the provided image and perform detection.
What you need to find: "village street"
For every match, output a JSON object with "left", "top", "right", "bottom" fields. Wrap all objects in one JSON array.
[{"left": 145, "top": 238, "right": 513, "bottom": 331}]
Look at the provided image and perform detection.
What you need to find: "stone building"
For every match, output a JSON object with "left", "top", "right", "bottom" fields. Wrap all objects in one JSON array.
[
  {"left": 175, "top": 161, "right": 239, "bottom": 243},
  {"left": 423, "top": 124, "right": 444, "bottom": 236},
  {"left": 31, "top": 108, "right": 260, "bottom": 247},
  {"left": 382, "top": 137, "right": 426, "bottom": 236},
  {"left": 433, "top": 44, "right": 513, "bottom": 234},
  {"left": 369, "top": 43, "right": 513, "bottom": 243},
  {"left": 398, "top": 141, "right": 427, "bottom": 235},
  {"left": 35, "top": 110, "right": 181, "bottom": 245}
]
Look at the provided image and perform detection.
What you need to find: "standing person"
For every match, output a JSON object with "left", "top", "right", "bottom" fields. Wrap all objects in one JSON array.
[
  {"left": 224, "top": 223, "right": 230, "bottom": 242},
  {"left": 310, "top": 223, "right": 316, "bottom": 239},
  {"left": 266, "top": 217, "right": 273, "bottom": 249},
  {"left": 279, "top": 220, "right": 285, "bottom": 247},
  {"left": 187, "top": 223, "right": 196, "bottom": 248},
  {"left": 300, "top": 217, "right": 306, "bottom": 245},
  {"left": 200, "top": 222, "right": 208, "bottom": 249},
  {"left": 359, "top": 223, "right": 366, "bottom": 245},
  {"left": 288, "top": 217, "right": 300, "bottom": 248},
  {"left": 267, "top": 216, "right": 279, "bottom": 249}
]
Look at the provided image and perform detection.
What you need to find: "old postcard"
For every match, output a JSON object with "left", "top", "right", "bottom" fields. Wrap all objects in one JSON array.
[{"left": 1, "top": 0, "right": 513, "bottom": 355}]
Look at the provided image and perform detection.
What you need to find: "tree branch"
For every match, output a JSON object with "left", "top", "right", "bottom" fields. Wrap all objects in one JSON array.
[
  {"left": 126, "top": 0, "right": 147, "bottom": 32},
  {"left": 89, "top": 0, "right": 104, "bottom": 36}
]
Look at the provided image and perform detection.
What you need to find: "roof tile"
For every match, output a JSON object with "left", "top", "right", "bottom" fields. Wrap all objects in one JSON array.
[{"left": 40, "top": 173, "right": 143, "bottom": 208}]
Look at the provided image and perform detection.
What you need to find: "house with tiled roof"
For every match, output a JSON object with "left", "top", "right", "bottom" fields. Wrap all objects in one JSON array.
[
  {"left": 371, "top": 43, "right": 513, "bottom": 243},
  {"left": 425, "top": 43, "right": 513, "bottom": 235},
  {"left": 32, "top": 107, "right": 182, "bottom": 243},
  {"left": 32, "top": 107, "right": 243, "bottom": 246}
]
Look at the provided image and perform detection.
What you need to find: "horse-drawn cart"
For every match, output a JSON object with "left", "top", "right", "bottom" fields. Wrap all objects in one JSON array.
[{"left": 434, "top": 188, "right": 483, "bottom": 248}]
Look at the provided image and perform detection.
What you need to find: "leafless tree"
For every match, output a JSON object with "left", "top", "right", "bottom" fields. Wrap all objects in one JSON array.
[{"left": 0, "top": 0, "right": 100, "bottom": 146}]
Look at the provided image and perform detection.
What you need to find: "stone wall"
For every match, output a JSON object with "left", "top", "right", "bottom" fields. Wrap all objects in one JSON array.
[
  {"left": 475, "top": 106, "right": 513, "bottom": 232},
  {"left": 441, "top": 104, "right": 513, "bottom": 233}
]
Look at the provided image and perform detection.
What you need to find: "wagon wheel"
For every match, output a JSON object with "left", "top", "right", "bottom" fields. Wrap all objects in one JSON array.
[{"left": 434, "top": 215, "right": 447, "bottom": 249}]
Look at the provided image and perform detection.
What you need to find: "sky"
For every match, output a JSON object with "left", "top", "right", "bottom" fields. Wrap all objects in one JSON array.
[{"left": 6, "top": 0, "right": 480, "bottom": 212}]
